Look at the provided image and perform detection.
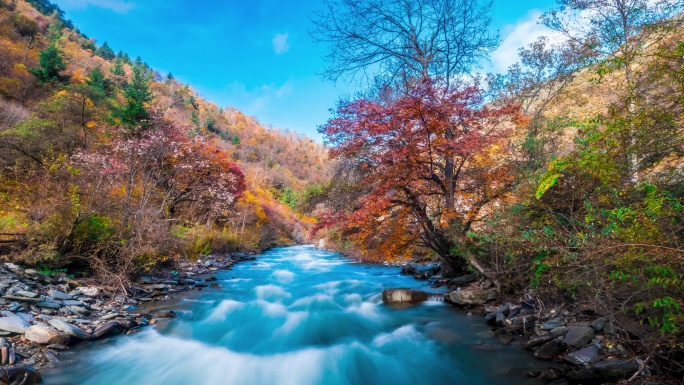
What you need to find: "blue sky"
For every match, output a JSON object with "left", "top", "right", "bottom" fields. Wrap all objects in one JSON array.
[{"left": 53, "top": 0, "right": 559, "bottom": 140}]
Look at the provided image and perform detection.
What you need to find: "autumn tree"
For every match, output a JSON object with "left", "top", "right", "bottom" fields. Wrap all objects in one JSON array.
[
  {"left": 321, "top": 80, "right": 521, "bottom": 273},
  {"left": 311, "top": 0, "right": 499, "bottom": 90}
]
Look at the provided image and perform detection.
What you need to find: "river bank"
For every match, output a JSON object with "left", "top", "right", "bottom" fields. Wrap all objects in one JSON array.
[
  {"left": 389, "top": 263, "right": 673, "bottom": 385},
  {"left": 0, "top": 251, "right": 257, "bottom": 383},
  {"left": 0, "top": 246, "right": 659, "bottom": 385}
]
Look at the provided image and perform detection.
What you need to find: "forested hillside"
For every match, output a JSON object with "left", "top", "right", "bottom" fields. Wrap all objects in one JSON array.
[
  {"left": 310, "top": 0, "right": 684, "bottom": 371},
  {"left": 0, "top": 0, "right": 329, "bottom": 285}
]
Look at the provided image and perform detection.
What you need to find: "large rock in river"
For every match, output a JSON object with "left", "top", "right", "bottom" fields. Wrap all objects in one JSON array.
[
  {"left": 382, "top": 288, "right": 428, "bottom": 305},
  {"left": 445, "top": 288, "right": 497, "bottom": 305},
  {"left": 0, "top": 366, "right": 42, "bottom": 385}
]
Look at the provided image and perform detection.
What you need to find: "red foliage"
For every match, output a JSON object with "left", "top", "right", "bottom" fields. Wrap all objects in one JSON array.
[{"left": 321, "top": 80, "right": 522, "bottom": 265}]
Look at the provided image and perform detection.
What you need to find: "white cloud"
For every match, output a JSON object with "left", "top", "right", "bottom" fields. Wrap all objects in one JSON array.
[
  {"left": 490, "top": 10, "right": 566, "bottom": 73},
  {"left": 272, "top": 33, "right": 290, "bottom": 55},
  {"left": 228, "top": 80, "right": 294, "bottom": 112},
  {"left": 58, "top": 0, "right": 135, "bottom": 13}
]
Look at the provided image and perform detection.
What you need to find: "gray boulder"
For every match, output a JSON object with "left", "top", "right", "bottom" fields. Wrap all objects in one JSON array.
[
  {"left": 564, "top": 324, "right": 595, "bottom": 348},
  {"left": 382, "top": 288, "right": 429, "bottom": 305},
  {"left": 48, "top": 289, "right": 72, "bottom": 300},
  {"left": 0, "top": 314, "right": 30, "bottom": 334},
  {"left": 542, "top": 316, "right": 567, "bottom": 330},
  {"left": 565, "top": 345, "right": 602, "bottom": 365},
  {"left": 446, "top": 288, "right": 497, "bottom": 306},
  {"left": 534, "top": 338, "right": 566, "bottom": 360},
  {"left": 92, "top": 321, "right": 125, "bottom": 339},
  {"left": 0, "top": 366, "right": 42, "bottom": 385},
  {"left": 24, "top": 325, "right": 69, "bottom": 345},
  {"left": 567, "top": 358, "right": 639, "bottom": 382},
  {"left": 48, "top": 319, "right": 91, "bottom": 340}
]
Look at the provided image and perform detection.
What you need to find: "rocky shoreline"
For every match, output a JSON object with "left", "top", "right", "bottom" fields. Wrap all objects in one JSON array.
[
  {"left": 383, "top": 263, "right": 663, "bottom": 385},
  {"left": 0, "top": 252, "right": 256, "bottom": 384}
]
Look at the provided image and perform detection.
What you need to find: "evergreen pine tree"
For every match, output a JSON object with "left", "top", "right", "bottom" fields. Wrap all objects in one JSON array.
[
  {"left": 86, "top": 67, "right": 114, "bottom": 96},
  {"left": 115, "top": 64, "right": 152, "bottom": 132},
  {"left": 29, "top": 44, "right": 66, "bottom": 83},
  {"left": 95, "top": 41, "right": 115, "bottom": 60}
]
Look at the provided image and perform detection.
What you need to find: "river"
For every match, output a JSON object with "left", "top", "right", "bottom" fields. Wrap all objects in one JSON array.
[{"left": 45, "top": 245, "right": 543, "bottom": 385}]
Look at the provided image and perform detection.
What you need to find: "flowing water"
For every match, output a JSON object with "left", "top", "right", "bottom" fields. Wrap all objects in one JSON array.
[{"left": 45, "top": 246, "right": 544, "bottom": 385}]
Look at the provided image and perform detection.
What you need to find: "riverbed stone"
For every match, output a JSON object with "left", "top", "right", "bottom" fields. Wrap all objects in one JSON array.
[
  {"left": 564, "top": 325, "right": 595, "bottom": 348},
  {"left": 485, "top": 304, "right": 510, "bottom": 324},
  {"left": 525, "top": 333, "right": 555, "bottom": 349},
  {"left": 0, "top": 313, "right": 30, "bottom": 334},
  {"left": 78, "top": 287, "right": 100, "bottom": 297},
  {"left": 382, "top": 288, "right": 429, "bottom": 305},
  {"left": 48, "top": 289, "right": 72, "bottom": 300},
  {"left": 542, "top": 317, "right": 567, "bottom": 330},
  {"left": 15, "top": 290, "right": 39, "bottom": 298},
  {"left": 48, "top": 319, "right": 91, "bottom": 340},
  {"left": 0, "top": 366, "right": 42, "bottom": 385},
  {"left": 446, "top": 288, "right": 497, "bottom": 306},
  {"left": 36, "top": 301, "right": 61, "bottom": 309},
  {"left": 92, "top": 321, "right": 125, "bottom": 339},
  {"left": 24, "top": 325, "right": 69, "bottom": 345},
  {"left": 534, "top": 338, "right": 567, "bottom": 360},
  {"left": 566, "top": 358, "right": 639, "bottom": 382},
  {"left": 564, "top": 345, "right": 602, "bottom": 365}
]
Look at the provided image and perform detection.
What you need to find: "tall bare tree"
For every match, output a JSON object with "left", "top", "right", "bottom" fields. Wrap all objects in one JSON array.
[{"left": 311, "top": 0, "right": 499, "bottom": 91}]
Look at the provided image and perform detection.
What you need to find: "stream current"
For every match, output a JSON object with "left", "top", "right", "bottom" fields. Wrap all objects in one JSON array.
[{"left": 45, "top": 245, "right": 543, "bottom": 385}]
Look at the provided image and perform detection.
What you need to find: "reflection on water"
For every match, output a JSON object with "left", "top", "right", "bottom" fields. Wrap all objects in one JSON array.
[{"left": 45, "top": 246, "right": 543, "bottom": 385}]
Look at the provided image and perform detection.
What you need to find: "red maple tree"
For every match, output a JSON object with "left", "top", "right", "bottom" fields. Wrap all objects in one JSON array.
[{"left": 321, "top": 81, "right": 523, "bottom": 272}]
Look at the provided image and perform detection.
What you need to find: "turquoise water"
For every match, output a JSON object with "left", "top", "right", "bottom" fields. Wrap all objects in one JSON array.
[{"left": 45, "top": 246, "right": 542, "bottom": 385}]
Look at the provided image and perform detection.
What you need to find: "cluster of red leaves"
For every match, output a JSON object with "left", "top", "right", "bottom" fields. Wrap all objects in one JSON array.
[
  {"left": 74, "top": 113, "right": 245, "bottom": 223},
  {"left": 321, "top": 80, "right": 522, "bottom": 261}
]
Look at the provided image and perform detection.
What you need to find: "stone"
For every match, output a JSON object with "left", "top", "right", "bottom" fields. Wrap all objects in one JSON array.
[
  {"left": 382, "top": 288, "right": 429, "bottom": 305},
  {"left": 495, "top": 312, "right": 507, "bottom": 327},
  {"left": 43, "top": 349, "right": 60, "bottom": 363},
  {"left": 15, "top": 290, "right": 39, "bottom": 298},
  {"left": 534, "top": 338, "right": 567, "bottom": 360},
  {"left": 564, "top": 324, "right": 595, "bottom": 348},
  {"left": 100, "top": 313, "right": 121, "bottom": 321},
  {"left": 24, "top": 325, "right": 69, "bottom": 345},
  {"left": 36, "top": 301, "right": 61, "bottom": 309},
  {"left": 92, "top": 321, "right": 125, "bottom": 339},
  {"left": 79, "top": 287, "right": 100, "bottom": 297},
  {"left": 446, "top": 288, "right": 497, "bottom": 306},
  {"left": 550, "top": 326, "right": 569, "bottom": 337},
  {"left": 565, "top": 345, "right": 602, "bottom": 365},
  {"left": 566, "top": 358, "right": 639, "bottom": 382},
  {"left": 413, "top": 264, "right": 441, "bottom": 280},
  {"left": 0, "top": 366, "right": 42, "bottom": 385},
  {"left": 449, "top": 274, "right": 478, "bottom": 286},
  {"left": 542, "top": 317, "right": 567, "bottom": 330},
  {"left": 485, "top": 304, "right": 510, "bottom": 324},
  {"left": 48, "top": 319, "right": 91, "bottom": 340},
  {"left": 154, "top": 310, "right": 176, "bottom": 319},
  {"left": 603, "top": 322, "right": 618, "bottom": 335},
  {"left": 65, "top": 306, "right": 89, "bottom": 315},
  {"left": 0, "top": 313, "right": 30, "bottom": 334},
  {"left": 2, "top": 295, "right": 40, "bottom": 303},
  {"left": 525, "top": 333, "right": 555, "bottom": 349},
  {"left": 62, "top": 300, "right": 86, "bottom": 306},
  {"left": 48, "top": 289, "right": 72, "bottom": 300}
]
